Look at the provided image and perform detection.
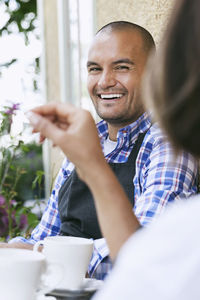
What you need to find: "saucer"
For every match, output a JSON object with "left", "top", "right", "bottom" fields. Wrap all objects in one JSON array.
[
  {"left": 47, "top": 278, "right": 103, "bottom": 298},
  {"left": 37, "top": 295, "right": 56, "bottom": 300}
]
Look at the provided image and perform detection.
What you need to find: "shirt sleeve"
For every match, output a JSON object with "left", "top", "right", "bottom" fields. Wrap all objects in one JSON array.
[
  {"left": 88, "top": 238, "right": 111, "bottom": 279},
  {"left": 9, "top": 158, "right": 75, "bottom": 245},
  {"left": 134, "top": 129, "right": 198, "bottom": 226}
]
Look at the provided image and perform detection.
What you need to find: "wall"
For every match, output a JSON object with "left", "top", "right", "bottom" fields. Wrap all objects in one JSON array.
[{"left": 95, "top": 0, "right": 175, "bottom": 45}]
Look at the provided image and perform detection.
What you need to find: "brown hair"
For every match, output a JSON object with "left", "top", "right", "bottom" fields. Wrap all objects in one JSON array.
[{"left": 144, "top": 0, "right": 200, "bottom": 156}]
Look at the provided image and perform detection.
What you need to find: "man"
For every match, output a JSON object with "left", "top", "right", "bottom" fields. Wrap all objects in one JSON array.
[{"left": 4, "top": 21, "right": 197, "bottom": 280}]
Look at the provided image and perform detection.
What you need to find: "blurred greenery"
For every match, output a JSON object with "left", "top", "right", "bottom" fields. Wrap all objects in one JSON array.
[
  {"left": 0, "top": 1, "right": 44, "bottom": 200},
  {"left": 0, "top": 0, "right": 37, "bottom": 43},
  {"left": 12, "top": 142, "right": 45, "bottom": 202},
  {"left": 0, "top": 104, "right": 44, "bottom": 240},
  {"left": 0, "top": 0, "right": 39, "bottom": 89}
]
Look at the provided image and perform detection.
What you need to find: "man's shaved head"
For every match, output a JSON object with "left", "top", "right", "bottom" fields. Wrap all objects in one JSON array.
[{"left": 97, "top": 21, "right": 155, "bottom": 55}]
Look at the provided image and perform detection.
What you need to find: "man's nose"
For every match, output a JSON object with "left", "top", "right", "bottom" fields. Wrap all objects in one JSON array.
[{"left": 97, "top": 70, "right": 116, "bottom": 89}]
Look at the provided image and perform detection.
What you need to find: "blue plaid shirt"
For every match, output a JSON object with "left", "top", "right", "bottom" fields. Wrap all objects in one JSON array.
[{"left": 10, "top": 113, "right": 198, "bottom": 280}]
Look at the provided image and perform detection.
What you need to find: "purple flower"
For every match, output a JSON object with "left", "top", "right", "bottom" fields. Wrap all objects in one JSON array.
[
  {"left": 12, "top": 103, "right": 20, "bottom": 111},
  {"left": 5, "top": 109, "right": 13, "bottom": 115},
  {"left": 10, "top": 199, "right": 17, "bottom": 206},
  {"left": 0, "top": 195, "right": 5, "bottom": 206},
  {"left": 0, "top": 207, "right": 7, "bottom": 218},
  {"left": 5, "top": 103, "right": 20, "bottom": 115}
]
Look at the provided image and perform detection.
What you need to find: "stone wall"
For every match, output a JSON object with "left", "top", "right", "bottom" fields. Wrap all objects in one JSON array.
[{"left": 95, "top": 0, "right": 175, "bottom": 45}]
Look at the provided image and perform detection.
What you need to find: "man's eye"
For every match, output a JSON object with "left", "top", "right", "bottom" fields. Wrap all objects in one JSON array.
[
  {"left": 88, "top": 67, "right": 101, "bottom": 73},
  {"left": 115, "top": 65, "right": 130, "bottom": 70}
]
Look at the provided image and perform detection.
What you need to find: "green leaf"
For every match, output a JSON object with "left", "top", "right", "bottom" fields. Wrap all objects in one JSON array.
[
  {"left": 27, "top": 212, "right": 38, "bottom": 226},
  {"left": 32, "top": 170, "right": 44, "bottom": 190},
  {"left": 20, "top": 144, "right": 30, "bottom": 152}
]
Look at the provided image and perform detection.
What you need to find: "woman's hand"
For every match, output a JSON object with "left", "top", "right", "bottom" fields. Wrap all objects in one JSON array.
[{"left": 27, "top": 102, "right": 105, "bottom": 181}]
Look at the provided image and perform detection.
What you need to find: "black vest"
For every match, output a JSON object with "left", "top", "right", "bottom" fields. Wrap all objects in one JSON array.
[{"left": 58, "top": 132, "right": 146, "bottom": 239}]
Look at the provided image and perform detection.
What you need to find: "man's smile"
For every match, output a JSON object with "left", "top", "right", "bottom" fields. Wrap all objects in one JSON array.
[
  {"left": 96, "top": 93, "right": 126, "bottom": 102},
  {"left": 98, "top": 93, "right": 123, "bottom": 100}
]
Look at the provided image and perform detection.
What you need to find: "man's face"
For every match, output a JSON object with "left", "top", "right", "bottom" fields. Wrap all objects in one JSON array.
[{"left": 87, "top": 29, "right": 148, "bottom": 126}]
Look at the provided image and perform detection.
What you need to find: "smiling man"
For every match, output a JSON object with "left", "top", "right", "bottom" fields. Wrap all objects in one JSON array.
[
  {"left": 5, "top": 21, "right": 197, "bottom": 280},
  {"left": 87, "top": 26, "right": 146, "bottom": 133}
]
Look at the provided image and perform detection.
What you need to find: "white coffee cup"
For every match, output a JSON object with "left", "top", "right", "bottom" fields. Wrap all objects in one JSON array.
[
  {"left": 0, "top": 248, "right": 61, "bottom": 300},
  {"left": 34, "top": 236, "right": 94, "bottom": 290}
]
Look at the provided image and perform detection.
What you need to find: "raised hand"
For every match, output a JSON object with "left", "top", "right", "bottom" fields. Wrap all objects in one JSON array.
[{"left": 27, "top": 102, "right": 105, "bottom": 182}]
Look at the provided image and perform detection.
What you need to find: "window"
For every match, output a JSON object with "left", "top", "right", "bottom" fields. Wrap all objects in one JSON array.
[{"left": 57, "top": 0, "right": 95, "bottom": 114}]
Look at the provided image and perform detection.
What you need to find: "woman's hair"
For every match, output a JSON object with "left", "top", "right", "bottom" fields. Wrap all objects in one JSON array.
[{"left": 143, "top": 0, "right": 200, "bottom": 156}]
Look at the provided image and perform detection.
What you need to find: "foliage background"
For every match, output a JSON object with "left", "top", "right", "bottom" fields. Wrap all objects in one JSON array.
[
  {"left": 0, "top": 0, "right": 44, "bottom": 201},
  {"left": 0, "top": 104, "right": 44, "bottom": 240},
  {"left": 0, "top": 1, "right": 45, "bottom": 240},
  {"left": 0, "top": 0, "right": 39, "bottom": 90}
]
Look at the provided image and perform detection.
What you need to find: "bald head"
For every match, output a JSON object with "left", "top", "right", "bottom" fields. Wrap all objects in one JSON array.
[{"left": 96, "top": 21, "right": 155, "bottom": 55}]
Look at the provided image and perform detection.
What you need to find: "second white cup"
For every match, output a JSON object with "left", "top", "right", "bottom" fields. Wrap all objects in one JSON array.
[
  {"left": 0, "top": 248, "right": 60, "bottom": 300},
  {"left": 34, "top": 236, "right": 94, "bottom": 290}
]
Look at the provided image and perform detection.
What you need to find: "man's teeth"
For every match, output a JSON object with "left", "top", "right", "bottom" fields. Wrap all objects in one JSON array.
[{"left": 100, "top": 94, "right": 123, "bottom": 99}]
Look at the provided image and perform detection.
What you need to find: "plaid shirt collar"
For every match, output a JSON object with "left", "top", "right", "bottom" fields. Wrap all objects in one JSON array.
[{"left": 97, "top": 112, "right": 152, "bottom": 163}]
